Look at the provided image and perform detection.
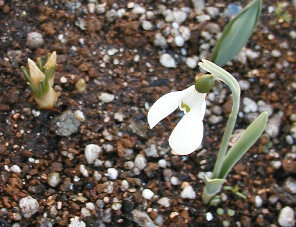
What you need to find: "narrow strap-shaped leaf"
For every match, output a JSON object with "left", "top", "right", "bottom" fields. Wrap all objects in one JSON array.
[
  {"left": 219, "top": 112, "right": 268, "bottom": 179},
  {"left": 211, "top": 0, "right": 262, "bottom": 66}
]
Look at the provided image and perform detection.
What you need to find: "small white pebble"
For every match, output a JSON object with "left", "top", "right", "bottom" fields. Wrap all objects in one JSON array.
[
  {"left": 159, "top": 53, "right": 177, "bottom": 68},
  {"left": 60, "top": 76, "right": 67, "bottom": 83},
  {"left": 10, "top": 165, "right": 21, "bottom": 173},
  {"left": 157, "top": 197, "right": 170, "bottom": 207},
  {"left": 142, "top": 189, "right": 154, "bottom": 200},
  {"left": 141, "top": 20, "right": 153, "bottom": 31},
  {"left": 206, "top": 212, "right": 214, "bottom": 221},
  {"left": 134, "top": 154, "right": 147, "bottom": 170},
  {"left": 106, "top": 168, "right": 118, "bottom": 180},
  {"left": 86, "top": 202, "right": 95, "bottom": 210},
  {"left": 181, "top": 185, "right": 196, "bottom": 199},
  {"left": 254, "top": 195, "right": 263, "bottom": 208},
  {"left": 79, "top": 164, "right": 89, "bottom": 177},
  {"left": 170, "top": 176, "right": 180, "bottom": 185},
  {"left": 278, "top": 206, "right": 295, "bottom": 227},
  {"left": 174, "top": 36, "right": 184, "bottom": 47},
  {"left": 74, "top": 110, "right": 85, "bottom": 122},
  {"left": 85, "top": 144, "right": 102, "bottom": 164},
  {"left": 158, "top": 159, "right": 167, "bottom": 168}
]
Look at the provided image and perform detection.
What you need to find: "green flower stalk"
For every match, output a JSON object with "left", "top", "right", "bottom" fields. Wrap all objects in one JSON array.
[
  {"left": 21, "top": 51, "right": 58, "bottom": 109},
  {"left": 147, "top": 59, "right": 268, "bottom": 205}
]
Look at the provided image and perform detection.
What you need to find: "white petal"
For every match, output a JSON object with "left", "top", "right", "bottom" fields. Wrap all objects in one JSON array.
[
  {"left": 169, "top": 96, "right": 206, "bottom": 155},
  {"left": 181, "top": 86, "right": 206, "bottom": 118},
  {"left": 148, "top": 91, "right": 184, "bottom": 128}
]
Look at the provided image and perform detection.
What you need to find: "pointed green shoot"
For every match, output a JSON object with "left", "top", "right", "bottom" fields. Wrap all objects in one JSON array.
[
  {"left": 219, "top": 112, "right": 268, "bottom": 179},
  {"left": 211, "top": 0, "right": 262, "bottom": 66}
]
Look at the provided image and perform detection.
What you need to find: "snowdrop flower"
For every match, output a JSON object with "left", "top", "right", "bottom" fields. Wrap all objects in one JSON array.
[{"left": 148, "top": 77, "right": 214, "bottom": 155}]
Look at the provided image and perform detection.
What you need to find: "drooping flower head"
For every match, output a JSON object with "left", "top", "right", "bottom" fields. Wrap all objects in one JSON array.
[{"left": 147, "top": 74, "right": 215, "bottom": 155}]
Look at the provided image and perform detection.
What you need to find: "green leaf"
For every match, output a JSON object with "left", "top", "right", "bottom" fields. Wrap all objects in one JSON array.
[
  {"left": 211, "top": 0, "right": 262, "bottom": 66},
  {"left": 218, "top": 112, "right": 268, "bottom": 179}
]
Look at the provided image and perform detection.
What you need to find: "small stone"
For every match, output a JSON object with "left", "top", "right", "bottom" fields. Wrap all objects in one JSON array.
[
  {"left": 158, "top": 159, "right": 167, "bottom": 168},
  {"left": 144, "top": 144, "right": 158, "bottom": 157},
  {"left": 209, "top": 115, "right": 223, "bottom": 124},
  {"left": 106, "top": 168, "right": 118, "bottom": 180},
  {"left": 141, "top": 20, "right": 153, "bottom": 31},
  {"left": 238, "top": 80, "right": 250, "bottom": 90},
  {"left": 254, "top": 195, "right": 263, "bottom": 208},
  {"left": 132, "top": 209, "right": 154, "bottom": 227},
  {"left": 134, "top": 154, "right": 147, "bottom": 170},
  {"left": 10, "top": 165, "right": 21, "bottom": 173},
  {"left": 51, "top": 111, "right": 80, "bottom": 137},
  {"left": 206, "top": 7, "right": 219, "bottom": 18},
  {"left": 173, "top": 10, "right": 187, "bottom": 24},
  {"left": 157, "top": 197, "right": 170, "bottom": 207},
  {"left": 69, "top": 216, "right": 86, "bottom": 227},
  {"left": 85, "top": 144, "right": 102, "bottom": 164},
  {"left": 114, "top": 112, "right": 124, "bottom": 122},
  {"left": 98, "top": 92, "right": 115, "bottom": 103},
  {"left": 170, "top": 176, "right": 180, "bottom": 185},
  {"left": 19, "top": 196, "right": 39, "bottom": 218},
  {"left": 94, "top": 171, "right": 102, "bottom": 181},
  {"left": 186, "top": 56, "right": 198, "bottom": 68},
  {"left": 271, "top": 161, "right": 282, "bottom": 169},
  {"left": 181, "top": 185, "right": 196, "bottom": 199},
  {"left": 283, "top": 177, "right": 296, "bottom": 194},
  {"left": 174, "top": 36, "right": 184, "bottom": 47},
  {"left": 96, "top": 4, "right": 106, "bottom": 14},
  {"left": 48, "top": 172, "right": 61, "bottom": 187},
  {"left": 154, "top": 33, "right": 167, "bottom": 48},
  {"left": 26, "top": 32, "right": 44, "bottom": 49},
  {"left": 132, "top": 4, "right": 146, "bottom": 14},
  {"left": 271, "top": 49, "right": 281, "bottom": 58},
  {"left": 79, "top": 164, "right": 89, "bottom": 177},
  {"left": 278, "top": 206, "right": 295, "bottom": 227},
  {"left": 142, "top": 189, "right": 154, "bottom": 200},
  {"left": 160, "top": 53, "right": 176, "bottom": 68},
  {"left": 81, "top": 208, "right": 91, "bottom": 218},
  {"left": 179, "top": 26, "right": 191, "bottom": 41},
  {"left": 265, "top": 112, "right": 283, "bottom": 137},
  {"left": 74, "top": 110, "right": 85, "bottom": 122},
  {"left": 206, "top": 212, "right": 213, "bottom": 221},
  {"left": 87, "top": 3, "right": 95, "bottom": 13},
  {"left": 86, "top": 202, "right": 95, "bottom": 210},
  {"left": 225, "top": 3, "right": 242, "bottom": 17},
  {"left": 192, "top": 0, "right": 205, "bottom": 12},
  {"left": 121, "top": 180, "right": 129, "bottom": 191},
  {"left": 289, "top": 31, "right": 296, "bottom": 39},
  {"left": 258, "top": 101, "right": 273, "bottom": 116},
  {"left": 243, "top": 97, "right": 258, "bottom": 113}
]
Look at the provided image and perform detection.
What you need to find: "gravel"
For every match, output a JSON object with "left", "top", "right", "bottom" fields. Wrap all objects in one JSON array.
[
  {"left": 19, "top": 196, "right": 39, "bottom": 218},
  {"left": 98, "top": 92, "right": 115, "bottom": 103},
  {"left": 278, "top": 206, "right": 295, "bottom": 227},
  {"left": 142, "top": 188, "right": 154, "bottom": 200},
  {"left": 157, "top": 197, "right": 170, "bottom": 207},
  {"left": 106, "top": 168, "right": 118, "bottom": 180},
  {"left": 85, "top": 144, "right": 102, "bottom": 164},
  {"left": 243, "top": 97, "right": 258, "bottom": 113},
  {"left": 47, "top": 172, "right": 61, "bottom": 187},
  {"left": 132, "top": 209, "right": 155, "bottom": 227},
  {"left": 51, "top": 111, "right": 81, "bottom": 137},
  {"left": 265, "top": 112, "right": 283, "bottom": 137},
  {"left": 159, "top": 53, "right": 177, "bottom": 68},
  {"left": 134, "top": 154, "right": 147, "bottom": 170},
  {"left": 68, "top": 216, "right": 86, "bottom": 227},
  {"left": 181, "top": 185, "right": 196, "bottom": 199},
  {"left": 26, "top": 32, "right": 44, "bottom": 49}
]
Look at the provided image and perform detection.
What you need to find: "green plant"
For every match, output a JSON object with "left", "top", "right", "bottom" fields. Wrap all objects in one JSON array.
[
  {"left": 21, "top": 52, "right": 58, "bottom": 109},
  {"left": 147, "top": 60, "right": 268, "bottom": 204},
  {"left": 211, "top": 0, "right": 262, "bottom": 66}
]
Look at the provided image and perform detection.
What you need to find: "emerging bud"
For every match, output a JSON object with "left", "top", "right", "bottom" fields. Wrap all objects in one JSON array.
[
  {"left": 44, "top": 51, "right": 57, "bottom": 69},
  {"left": 21, "top": 51, "right": 58, "bottom": 109},
  {"left": 28, "top": 59, "right": 46, "bottom": 87},
  {"left": 195, "top": 74, "right": 215, "bottom": 93}
]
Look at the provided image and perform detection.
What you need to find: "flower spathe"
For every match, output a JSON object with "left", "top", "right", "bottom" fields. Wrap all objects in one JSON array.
[{"left": 147, "top": 85, "right": 206, "bottom": 155}]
